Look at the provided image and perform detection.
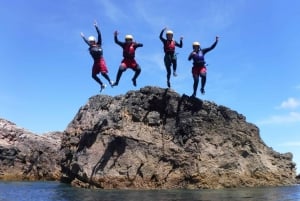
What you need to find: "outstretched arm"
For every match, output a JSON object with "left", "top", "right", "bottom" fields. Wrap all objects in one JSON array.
[
  {"left": 94, "top": 21, "right": 102, "bottom": 45},
  {"left": 203, "top": 36, "right": 219, "bottom": 54},
  {"left": 135, "top": 42, "right": 143, "bottom": 48},
  {"left": 80, "top": 32, "right": 90, "bottom": 45}
]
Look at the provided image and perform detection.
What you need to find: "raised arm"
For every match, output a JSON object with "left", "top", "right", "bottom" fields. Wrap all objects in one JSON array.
[
  {"left": 202, "top": 36, "right": 219, "bottom": 54},
  {"left": 80, "top": 32, "right": 90, "bottom": 46},
  {"left": 159, "top": 27, "right": 166, "bottom": 42},
  {"left": 93, "top": 21, "right": 102, "bottom": 45},
  {"left": 176, "top": 36, "right": 183, "bottom": 48},
  {"left": 114, "top": 31, "right": 124, "bottom": 47},
  {"left": 95, "top": 26, "right": 102, "bottom": 46}
]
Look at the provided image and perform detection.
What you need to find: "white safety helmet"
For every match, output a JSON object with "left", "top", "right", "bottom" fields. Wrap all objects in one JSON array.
[
  {"left": 192, "top": 41, "right": 200, "bottom": 47},
  {"left": 88, "top": 36, "right": 96, "bottom": 42},
  {"left": 125, "top": 34, "right": 133, "bottom": 40},
  {"left": 166, "top": 30, "right": 173, "bottom": 35}
]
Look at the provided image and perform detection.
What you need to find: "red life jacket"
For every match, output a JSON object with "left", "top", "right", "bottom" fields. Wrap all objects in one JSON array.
[
  {"left": 123, "top": 43, "right": 135, "bottom": 58},
  {"left": 164, "top": 40, "right": 175, "bottom": 53}
]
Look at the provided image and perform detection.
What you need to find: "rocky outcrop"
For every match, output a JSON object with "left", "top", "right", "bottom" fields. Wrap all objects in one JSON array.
[
  {"left": 60, "top": 86, "right": 297, "bottom": 189},
  {"left": 0, "top": 118, "right": 63, "bottom": 180}
]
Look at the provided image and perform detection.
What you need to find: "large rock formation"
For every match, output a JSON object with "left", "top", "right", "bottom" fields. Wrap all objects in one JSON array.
[
  {"left": 0, "top": 118, "right": 62, "bottom": 180},
  {"left": 60, "top": 86, "right": 297, "bottom": 189}
]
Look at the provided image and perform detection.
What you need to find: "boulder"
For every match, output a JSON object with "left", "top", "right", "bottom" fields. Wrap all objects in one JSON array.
[{"left": 60, "top": 86, "right": 297, "bottom": 189}]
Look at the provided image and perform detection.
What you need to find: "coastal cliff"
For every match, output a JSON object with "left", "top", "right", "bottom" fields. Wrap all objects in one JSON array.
[
  {"left": 0, "top": 119, "right": 62, "bottom": 180},
  {"left": 60, "top": 86, "right": 297, "bottom": 189}
]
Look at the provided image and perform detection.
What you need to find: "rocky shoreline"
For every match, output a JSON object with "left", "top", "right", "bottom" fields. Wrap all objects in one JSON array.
[
  {"left": 0, "top": 119, "right": 62, "bottom": 181},
  {"left": 1, "top": 86, "right": 299, "bottom": 188}
]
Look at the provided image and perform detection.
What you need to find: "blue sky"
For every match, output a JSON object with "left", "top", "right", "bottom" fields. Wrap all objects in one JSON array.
[{"left": 1, "top": 0, "right": 300, "bottom": 174}]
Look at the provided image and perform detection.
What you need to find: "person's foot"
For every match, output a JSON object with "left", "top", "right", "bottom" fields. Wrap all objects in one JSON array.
[
  {"left": 132, "top": 79, "right": 137, "bottom": 87},
  {"left": 191, "top": 93, "right": 196, "bottom": 97},
  {"left": 100, "top": 84, "right": 107, "bottom": 92},
  {"left": 167, "top": 81, "right": 171, "bottom": 88},
  {"left": 200, "top": 88, "right": 205, "bottom": 95},
  {"left": 109, "top": 80, "right": 115, "bottom": 87},
  {"left": 173, "top": 71, "right": 177, "bottom": 77},
  {"left": 111, "top": 82, "right": 118, "bottom": 87}
]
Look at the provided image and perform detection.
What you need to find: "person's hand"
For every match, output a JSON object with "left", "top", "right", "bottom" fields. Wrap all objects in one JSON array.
[
  {"left": 216, "top": 36, "right": 219, "bottom": 41},
  {"left": 114, "top": 31, "right": 119, "bottom": 36},
  {"left": 94, "top": 20, "right": 98, "bottom": 27},
  {"left": 180, "top": 36, "right": 183, "bottom": 40},
  {"left": 80, "top": 32, "right": 84, "bottom": 37}
]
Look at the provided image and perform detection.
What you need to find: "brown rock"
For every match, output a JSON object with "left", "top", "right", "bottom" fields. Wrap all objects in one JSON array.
[
  {"left": 0, "top": 119, "right": 63, "bottom": 181},
  {"left": 60, "top": 86, "right": 297, "bottom": 189}
]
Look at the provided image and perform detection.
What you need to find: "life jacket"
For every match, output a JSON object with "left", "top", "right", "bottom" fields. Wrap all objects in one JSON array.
[
  {"left": 164, "top": 40, "right": 175, "bottom": 53},
  {"left": 89, "top": 45, "right": 103, "bottom": 60},
  {"left": 193, "top": 50, "right": 205, "bottom": 66},
  {"left": 123, "top": 42, "right": 135, "bottom": 58}
]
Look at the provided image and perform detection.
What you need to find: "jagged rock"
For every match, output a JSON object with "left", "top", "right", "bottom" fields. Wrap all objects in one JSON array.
[
  {"left": 60, "top": 86, "right": 297, "bottom": 189},
  {"left": 0, "top": 118, "right": 63, "bottom": 180}
]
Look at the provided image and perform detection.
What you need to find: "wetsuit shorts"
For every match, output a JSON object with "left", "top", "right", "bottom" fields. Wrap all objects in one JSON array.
[
  {"left": 192, "top": 66, "right": 207, "bottom": 76},
  {"left": 92, "top": 57, "right": 108, "bottom": 74},
  {"left": 121, "top": 58, "right": 138, "bottom": 69}
]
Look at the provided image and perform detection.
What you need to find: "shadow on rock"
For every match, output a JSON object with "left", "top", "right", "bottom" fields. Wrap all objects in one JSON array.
[
  {"left": 77, "top": 119, "right": 108, "bottom": 153},
  {"left": 90, "top": 136, "right": 126, "bottom": 180}
]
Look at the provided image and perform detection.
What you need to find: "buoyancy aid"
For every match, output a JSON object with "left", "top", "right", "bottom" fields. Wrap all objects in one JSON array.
[
  {"left": 193, "top": 50, "right": 205, "bottom": 66},
  {"left": 89, "top": 45, "right": 103, "bottom": 60},
  {"left": 164, "top": 40, "right": 176, "bottom": 53},
  {"left": 123, "top": 42, "right": 135, "bottom": 59}
]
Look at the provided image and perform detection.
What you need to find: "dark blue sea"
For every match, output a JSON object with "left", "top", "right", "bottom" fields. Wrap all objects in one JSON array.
[{"left": 0, "top": 181, "right": 299, "bottom": 201}]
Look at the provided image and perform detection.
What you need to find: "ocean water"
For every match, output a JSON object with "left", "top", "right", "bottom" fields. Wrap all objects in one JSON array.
[{"left": 0, "top": 181, "right": 299, "bottom": 201}]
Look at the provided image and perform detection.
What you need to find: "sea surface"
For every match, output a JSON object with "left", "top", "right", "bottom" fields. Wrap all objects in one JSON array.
[{"left": 0, "top": 181, "right": 299, "bottom": 201}]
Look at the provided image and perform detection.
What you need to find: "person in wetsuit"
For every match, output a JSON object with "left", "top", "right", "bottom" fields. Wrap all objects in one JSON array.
[
  {"left": 188, "top": 36, "right": 219, "bottom": 96},
  {"left": 159, "top": 27, "right": 183, "bottom": 88},
  {"left": 80, "top": 21, "right": 114, "bottom": 92},
  {"left": 112, "top": 31, "right": 143, "bottom": 87}
]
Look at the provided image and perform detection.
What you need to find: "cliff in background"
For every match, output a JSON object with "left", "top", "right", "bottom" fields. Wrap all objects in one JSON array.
[
  {"left": 60, "top": 86, "right": 297, "bottom": 189},
  {"left": 0, "top": 119, "right": 62, "bottom": 180}
]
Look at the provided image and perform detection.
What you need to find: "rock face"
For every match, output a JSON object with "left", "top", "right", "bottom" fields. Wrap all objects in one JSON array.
[
  {"left": 60, "top": 86, "right": 297, "bottom": 189},
  {"left": 0, "top": 119, "right": 62, "bottom": 180}
]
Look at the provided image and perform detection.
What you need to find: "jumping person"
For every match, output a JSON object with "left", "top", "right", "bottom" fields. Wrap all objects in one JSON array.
[
  {"left": 159, "top": 27, "right": 183, "bottom": 88},
  {"left": 112, "top": 31, "right": 143, "bottom": 87},
  {"left": 80, "top": 21, "right": 114, "bottom": 92},
  {"left": 188, "top": 36, "right": 219, "bottom": 96}
]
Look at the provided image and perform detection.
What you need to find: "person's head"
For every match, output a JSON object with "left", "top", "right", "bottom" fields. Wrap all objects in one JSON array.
[
  {"left": 192, "top": 41, "right": 200, "bottom": 50},
  {"left": 88, "top": 36, "right": 96, "bottom": 44},
  {"left": 125, "top": 34, "right": 133, "bottom": 43},
  {"left": 166, "top": 30, "right": 173, "bottom": 40}
]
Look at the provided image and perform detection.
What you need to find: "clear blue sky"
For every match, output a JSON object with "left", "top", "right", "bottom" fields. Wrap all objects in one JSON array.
[{"left": 1, "top": 0, "right": 300, "bottom": 174}]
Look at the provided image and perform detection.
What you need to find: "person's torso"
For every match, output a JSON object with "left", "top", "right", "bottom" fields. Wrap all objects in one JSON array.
[
  {"left": 123, "top": 43, "right": 135, "bottom": 58},
  {"left": 89, "top": 45, "right": 103, "bottom": 60},
  {"left": 192, "top": 50, "right": 205, "bottom": 66},
  {"left": 164, "top": 40, "right": 176, "bottom": 53}
]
